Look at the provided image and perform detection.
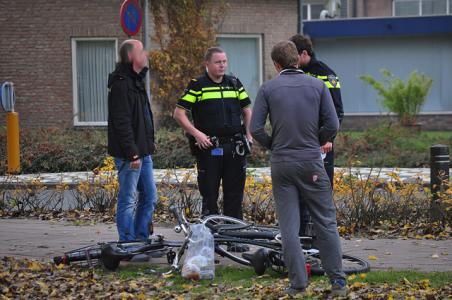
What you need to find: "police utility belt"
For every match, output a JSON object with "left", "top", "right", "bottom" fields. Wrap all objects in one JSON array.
[{"left": 189, "top": 133, "right": 251, "bottom": 157}]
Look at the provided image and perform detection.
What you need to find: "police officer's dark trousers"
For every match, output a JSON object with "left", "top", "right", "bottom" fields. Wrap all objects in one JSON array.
[
  {"left": 323, "top": 148, "right": 334, "bottom": 186},
  {"left": 299, "top": 147, "right": 335, "bottom": 236},
  {"left": 196, "top": 143, "right": 246, "bottom": 219}
]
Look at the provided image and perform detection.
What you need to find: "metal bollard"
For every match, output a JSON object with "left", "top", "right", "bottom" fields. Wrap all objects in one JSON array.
[
  {"left": 6, "top": 112, "right": 20, "bottom": 173},
  {"left": 1, "top": 82, "right": 20, "bottom": 174},
  {"left": 430, "top": 145, "right": 449, "bottom": 222}
]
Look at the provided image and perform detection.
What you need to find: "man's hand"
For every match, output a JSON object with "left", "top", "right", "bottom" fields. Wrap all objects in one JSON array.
[
  {"left": 246, "top": 133, "right": 253, "bottom": 144},
  {"left": 173, "top": 108, "right": 213, "bottom": 150},
  {"left": 321, "top": 142, "right": 333, "bottom": 153},
  {"left": 194, "top": 131, "right": 213, "bottom": 149},
  {"left": 130, "top": 159, "right": 141, "bottom": 169}
]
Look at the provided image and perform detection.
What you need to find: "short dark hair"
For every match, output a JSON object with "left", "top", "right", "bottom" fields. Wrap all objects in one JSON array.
[
  {"left": 119, "top": 40, "right": 136, "bottom": 64},
  {"left": 289, "top": 34, "right": 314, "bottom": 56},
  {"left": 204, "top": 47, "right": 225, "bottom": 62},
  {"left": 271, "top": 41, "right": 299, "bottom": 69}
]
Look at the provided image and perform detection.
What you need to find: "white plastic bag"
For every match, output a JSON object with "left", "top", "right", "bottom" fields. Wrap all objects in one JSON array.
[{"left": 181, "top": 224, "right": 215, "bottom": 280}]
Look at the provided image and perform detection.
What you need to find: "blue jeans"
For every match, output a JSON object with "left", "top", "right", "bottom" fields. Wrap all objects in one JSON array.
[{"left": 114, "top": 155, "right": 157, "bottom": 241}]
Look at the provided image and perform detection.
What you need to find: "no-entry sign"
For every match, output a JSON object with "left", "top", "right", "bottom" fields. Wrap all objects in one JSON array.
[{"left": 120, "top": 0, "right": 143, "bottom": 36}]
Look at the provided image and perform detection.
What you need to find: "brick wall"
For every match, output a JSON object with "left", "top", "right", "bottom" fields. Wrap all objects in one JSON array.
[
  {"left": 0, "top": 0, "right": 298, "bottom": 128},
  {"left": 0, "top": 0, "right": 138, "bottom": 128},
  {"left": 220, "top": 0, "right": 299, "bottom": 81}
]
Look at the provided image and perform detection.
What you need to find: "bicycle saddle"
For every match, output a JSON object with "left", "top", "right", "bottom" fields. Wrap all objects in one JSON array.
[{"left": 242, "top": 248, "right": 270, "bottom": 275}]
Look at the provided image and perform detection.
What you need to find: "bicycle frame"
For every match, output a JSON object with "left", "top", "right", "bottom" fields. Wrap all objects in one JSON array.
[
  {"left": 165, "top": 206, "right": 320, "bottom": 274},
  {"left": 56, "top": 205, "right": 322, "bottom": 273}
]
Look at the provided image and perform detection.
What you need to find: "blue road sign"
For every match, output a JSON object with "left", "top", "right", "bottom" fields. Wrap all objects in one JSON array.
[{"left": 120, "top": 0, "right": 143, "bottom": 36}]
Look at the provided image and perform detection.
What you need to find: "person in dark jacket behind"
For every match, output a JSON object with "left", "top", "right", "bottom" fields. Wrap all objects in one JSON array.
[
  {"left": 289, "top": 34, "right": 344, "bottom": 238},
  {"left": 107, "top": 39, "right": 157, "bottom": 241}
]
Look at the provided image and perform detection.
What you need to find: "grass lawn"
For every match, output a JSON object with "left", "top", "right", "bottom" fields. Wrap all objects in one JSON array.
[
  {"left": 344, "top": 131, "right": 452, "bottom": 140},
  {"left": 1, "top": 257, "right": 451, "bottom": 299},
  {"left": 103, "top": 264, "right": 452, "bottom": 299}
]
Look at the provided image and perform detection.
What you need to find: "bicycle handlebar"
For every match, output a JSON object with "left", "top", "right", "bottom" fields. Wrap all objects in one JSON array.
[
  {"left": 169, "top": 205, "right": 184, "bottom": 225},
  {"left": 169, "top": 205, "right": 190, "bottom": 236}
]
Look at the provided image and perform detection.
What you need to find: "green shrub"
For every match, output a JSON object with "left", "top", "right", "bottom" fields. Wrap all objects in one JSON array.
[
  {"left": 153, "top": 128, "right": 194, "bottom": 168},
  {"left": 0, "top": 128, "right": 107, "bottom": 174},
  {"left": 1, "top": 124, "right": 451, "bottom": 174},
  {"left": 360, "top": 69, "right": 432, "bottom": 125}
]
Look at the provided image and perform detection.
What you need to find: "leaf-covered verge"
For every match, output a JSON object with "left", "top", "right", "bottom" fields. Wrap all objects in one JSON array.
[{"left": 1, "top": 257, "right": 451, "bottom": 299}]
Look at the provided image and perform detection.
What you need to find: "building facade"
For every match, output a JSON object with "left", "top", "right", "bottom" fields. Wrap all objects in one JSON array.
[
  {"left": 0, "top": 0, "right": 451, "bottom": 130},
  {"left": 302, "top": 0, "right": 452, "bottom": 130}
]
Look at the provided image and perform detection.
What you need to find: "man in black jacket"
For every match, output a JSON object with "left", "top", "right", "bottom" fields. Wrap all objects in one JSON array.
[{"left": 107, "top": 39, "right": 157, "bottom": 241}]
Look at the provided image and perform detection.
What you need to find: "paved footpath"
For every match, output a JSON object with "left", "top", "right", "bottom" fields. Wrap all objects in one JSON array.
[{"left": 0, "top": 218, "right": 450, "bottom": 273}]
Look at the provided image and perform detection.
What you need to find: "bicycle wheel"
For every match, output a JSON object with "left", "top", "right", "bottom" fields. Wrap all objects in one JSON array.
[
  {"left": 53, "top": 236, "right": 179, "bottom": 269},
  {"left": 214, "top": 239, "right": 265, "bottom": 265},
  {"left": 308, "top": 253, "right": 370, "bottom": 275},
  {"left": 100, "top": 239, "right": 183, "bottom": 271},
  {"left": 212, "top": 229, "right": 282, "bottom": 270},
  {"left": 53, "top": 244, "right": 103, "bottom": 267}
]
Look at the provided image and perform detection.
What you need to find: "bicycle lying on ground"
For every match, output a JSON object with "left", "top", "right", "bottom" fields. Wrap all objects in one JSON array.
[{"left": 54, "top": 206, "right": 370, "bottom": 276}]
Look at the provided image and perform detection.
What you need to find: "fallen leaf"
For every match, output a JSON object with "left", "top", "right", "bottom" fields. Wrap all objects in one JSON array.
[
  {"left": 162, "top": 273, "right": 174, "bottom": 279},
  {"left": 402, "top": 277, "right": 412, "bottom": 285},
  {"left": 350, "top": 281, "right": 366, "bottom": 289},
  {"left": 423, "top": 234, "right": 435, "bottom": 239},
  {"left": 27, "top": 260, "right": 44, "bottom": 271},
  {"left": 347, "top": 274, "right": 356, "bottom": 281},
  {"left": 128, "top": 280, "right": 139, "bottom": 290}
]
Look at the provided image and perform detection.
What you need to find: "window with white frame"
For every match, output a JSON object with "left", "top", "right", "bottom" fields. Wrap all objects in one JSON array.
[
  {"left": 216, "top": 35, "right": 263, "bottom": 102},
  {"left": 303, "top": 3, "right": 326, "bottom": 20},
  {"left": 72, "top": 38, "right": 117, "bottom": 126},
  {"left": 302, "top": 0, "right": 347, "bottom": 20},
  {"left": 393, "top": 0, "right": 450, "bottom": 16}
]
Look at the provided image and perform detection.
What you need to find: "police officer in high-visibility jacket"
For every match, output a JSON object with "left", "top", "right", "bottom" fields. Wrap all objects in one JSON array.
[
  {"left": 290, "top": 34, "right": 344, "bottom": 175},
  {"left": 289, "top": 34, "right": 344, "bottom": 236},
  {"left": 173, "top": 47, "right": 252, "bottom": 245}
]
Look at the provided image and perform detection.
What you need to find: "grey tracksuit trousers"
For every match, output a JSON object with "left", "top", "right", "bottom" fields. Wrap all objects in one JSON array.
[{"left": 271, "top": 160, "right": 346, "bottom": 289}]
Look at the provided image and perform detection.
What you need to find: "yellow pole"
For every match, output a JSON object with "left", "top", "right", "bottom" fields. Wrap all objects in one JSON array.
[{"left": 6, "top": 112, "right": 20, "bottom": 174}]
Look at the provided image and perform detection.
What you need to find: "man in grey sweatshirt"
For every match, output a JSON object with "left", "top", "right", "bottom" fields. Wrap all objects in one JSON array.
[{"left": 250, "top": 41, "right": 347, "bottom": 297}]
